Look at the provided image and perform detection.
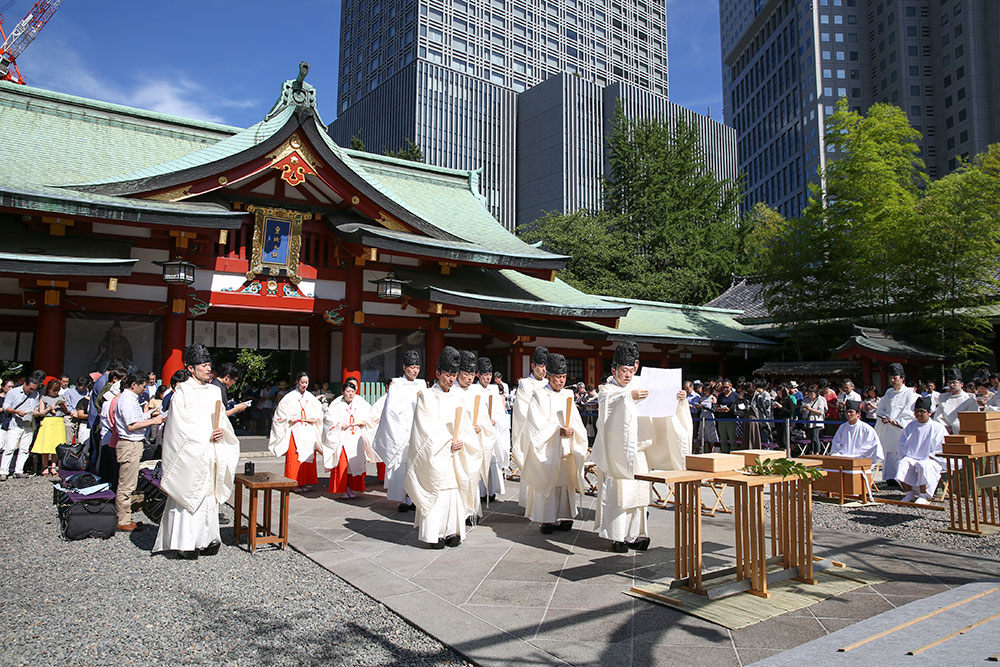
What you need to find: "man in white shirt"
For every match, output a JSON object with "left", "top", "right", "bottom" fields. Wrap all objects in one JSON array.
[
  {"left": 896, "top": 396, "right": 948, "bottom": 504},
  {"left": 0, "top": 370, "right": 45, "bottom": 480},
  {"left": 114, "top": 371, "right": 164, "bottom": 531},
  {"left": 875, "top": 363, "right": 918, "bottom": 484}
]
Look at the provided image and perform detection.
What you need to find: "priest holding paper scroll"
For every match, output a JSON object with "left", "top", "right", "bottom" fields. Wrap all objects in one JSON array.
[
  {"left": 522, "top": 354, "right": 588, "bottom": 534},
  {"left": 512, "top": 346, "right": 548, "bottom": 506},
  {"left": 456, "top": 350, "right": 490, "bottom": 521},
  {"left": 591, "top": 343, "right": 692, "bottom": 553},
  {"left": 153, "top": 344, "right": 240, "bottom": 558},
  {"left": 405, "top": 347, "right": 481, "bottom": 548}
]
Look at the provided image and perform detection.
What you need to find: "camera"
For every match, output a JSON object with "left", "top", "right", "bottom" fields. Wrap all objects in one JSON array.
[{"left": 244, "top": 461, "right": 255, "bottom": 475}]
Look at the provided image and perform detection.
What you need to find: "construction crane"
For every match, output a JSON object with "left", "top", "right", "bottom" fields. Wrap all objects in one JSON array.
[{"left": 0, "top": 0, "right": 64, "bottom": 84}]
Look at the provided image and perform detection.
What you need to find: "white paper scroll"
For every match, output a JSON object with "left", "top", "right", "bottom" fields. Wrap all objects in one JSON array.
[{"left": 634, "top": 367, "right": 682, "bottom": 418}]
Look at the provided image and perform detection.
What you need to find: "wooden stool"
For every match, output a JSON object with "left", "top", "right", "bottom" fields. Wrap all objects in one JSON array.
[{"left": 233, "top": 472, "right": 297, "bottom": 553}]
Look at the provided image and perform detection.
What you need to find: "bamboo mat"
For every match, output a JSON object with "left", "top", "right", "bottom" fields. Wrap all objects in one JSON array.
[{"left": 627, "top": 567, "right": 884, "bottom": 630}]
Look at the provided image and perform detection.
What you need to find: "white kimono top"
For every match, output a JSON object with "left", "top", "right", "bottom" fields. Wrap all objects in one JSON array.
[
  {"left": 268, "top": 389, "right": 324, "bottom": 463},
  {"left": 522, "top": 384, "right": 588, "bottom": 497},
  {"left": 897, "top": 419, "right": 947, "bottom": 467},
  {"left": 405, "top": 383, "right": 482, "bottom": 515},
  {"left": 479, "top": 382, "right": 511, "bottom": 470},
  {"left": 932, "top": 391, "right": 979, "bottom": 434},
  {"left": 831, "top": 420, "right": 884, "bottom": 462},
  {"left": 874, "top": 386, "right": 917, "bottom": 455},
  {"left": 322, "top": 395, "right": 372, "bottom": 472},
  {"left": 160, "top": 378, "right": 240, "bottom": 513},
  {"left": 511, "top": 375, "right": 547, "bottom": 470},
  {"left": 372, "top": 376, "right": 423, "bottom": 467}
]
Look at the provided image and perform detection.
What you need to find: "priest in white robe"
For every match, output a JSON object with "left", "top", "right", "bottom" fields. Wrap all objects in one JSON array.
[
  {"left": 373, "top": 350, "right": 423, "bottom": 512},
  {"left": 153, "top": 344, "right": 240, "bottom": 558},
  {"left": 366, "top": 392, "right": 388, "bottom": 482},
  {"left": 933, "top": 367, "right": 979, "bottom": 433},
  {"left": 831, "top": 399, "right": 884, "bottom": 499},
  {"left": 874, "top": 363, "right": 917, "bottom": 483},
  {"left": 511, "top": 346, "right": 548, "bottom": 506},
  {"left": 896, "top": 395, "right": 948, "bottom": 504},
  {"left": 455, "top": 350, "right": 491, "bottom": 522},
  {"left": 323, "top": 377, "right": 372, "bottom": 498},
  {"left": 590, "top": 343, "right": 691, "bottom": 552},
  {"left": 476, "top": 357, "right": 509, "bottom": 502},
  {"left": 522, "top": 353, "right": 588, "bottom": 533},
  {"left": 405, "top": 347, "right": 481, "bottom": 548},
  {"left": 268, "top": 372, "right": 324, "bottom": 491}
]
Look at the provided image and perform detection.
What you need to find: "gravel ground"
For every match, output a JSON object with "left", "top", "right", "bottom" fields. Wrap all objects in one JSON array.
[
  {"left": 808, "top": 485, "right": 1000, "bottom": 558},
  {"left": 0, "top": 477, "right": 470, "bottom": 667}
]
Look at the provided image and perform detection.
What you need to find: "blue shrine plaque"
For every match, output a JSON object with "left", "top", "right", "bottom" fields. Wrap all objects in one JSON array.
[{"left": 246, "top": 206, "right": 310, "bottom": 285}]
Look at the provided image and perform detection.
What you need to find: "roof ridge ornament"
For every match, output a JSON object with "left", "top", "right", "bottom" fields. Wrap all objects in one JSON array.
[{"left": 265, "top": 61, "right": 318, "bottom": 122}]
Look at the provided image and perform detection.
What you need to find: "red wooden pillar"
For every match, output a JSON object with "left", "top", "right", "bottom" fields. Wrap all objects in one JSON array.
[
  {"left": 861, "top": 356, "right": 871, "bottom": 387},
  {"left": 342, "top": 265, "right": 363, "bottom": 386},
  {"left": 426, "top": 318, "right": 444, "bottom": 378},
  {"left": 33, "top": 288, "right": 65, "bottom": 374},
  {"left": 162, "top": 284, "right": 187, "bottom": 381}
]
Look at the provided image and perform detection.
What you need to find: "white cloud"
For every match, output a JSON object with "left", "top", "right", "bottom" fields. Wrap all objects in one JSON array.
[{"left": 16, "top": 38, "right": 256, "bottom": 123}]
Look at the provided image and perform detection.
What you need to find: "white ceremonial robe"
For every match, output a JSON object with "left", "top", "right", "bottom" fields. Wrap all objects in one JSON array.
[
  {"left": 511, "top": 375, "right": 547, "bottom": 506},
  {"left": 932, "top": 391, "right": 979, "bottom": 434},
  {"left": 831, "top": 420, "right": 884, "bottom": 462},
  {"left": 590, "top": 379, "right": 692, "bottom": 542},
  {"left": 153, "top": 378, "right": 240, "bottom": 553},
  {"left": 405, "top": 383, "right": 482, "bottom": 543},
  {"left": 268, "top": 389, "right": 324, "bottom": 463},
  {"left": 522, "top": 385, "right": 588, "bottom": 524},
  {"left": 478, "top": 383, "right": 509, "bottom": 499},
  {"left": 323, "top": 395, "right": 372, "bottom": 474},
  {"left": 365, "top": 394, "right": 388, "bottom": 465},
  {"left": 373, "top": 377, "right": 423, "bottom": 502},
  {"left": 983, "top": 391, "right": 1000, "bottom": 413},
  {"left": 896, "top": 419, "right": 947, "bottom": 494},
  {"left": 457, "top": 382, "right": 492, "bottom": 518},
  {"left": 874, "top": 387, "right": 917, "bottom": 480}
]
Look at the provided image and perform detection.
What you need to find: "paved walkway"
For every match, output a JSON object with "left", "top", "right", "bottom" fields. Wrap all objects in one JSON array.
[{"left": 234, "top": 459, "right": 1000, "bottom": 666}]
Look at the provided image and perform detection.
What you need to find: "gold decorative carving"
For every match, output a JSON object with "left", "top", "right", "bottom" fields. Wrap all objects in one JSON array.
[
  {"left": 267, "top": 132, "right": 321, "bottom": 172},
  {"left": 351, "top": 196, "right": 360, "bottom": 205},
  {"left": 246, "top": 205, "right": 311, "bottom": 285},
  {"left": 145, "top": 186, "right": 192, "bottom": 202},
  {"left": 374, "top": 211, "right": 408, "bottom": 232},
  {"left": 218, "top": 176, "right": 228, "bottom": 185}
]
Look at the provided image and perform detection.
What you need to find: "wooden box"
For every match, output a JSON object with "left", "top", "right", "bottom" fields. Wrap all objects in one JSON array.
[
  {"left": 731, "top": 449, "right": 786, "bottom": 467},
  {"left": 801, "top": 455, "right": 872, "bottom": 496},
  {"left": 945, "top": 434, "right": 978, "bottom": 444},
  {"left": 943, "top": 442, "right": 987, "bottom": 456},
  {"left": 959, "top": 411, "right": 1000, "bottom": 433},
  {"left": 685, "top": 453, "right": 745, "bottom": 473}
]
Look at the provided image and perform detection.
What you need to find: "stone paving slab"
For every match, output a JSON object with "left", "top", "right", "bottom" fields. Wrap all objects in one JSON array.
[{"left": 233, "top": 458, "right": 1000, "bottom": 666}]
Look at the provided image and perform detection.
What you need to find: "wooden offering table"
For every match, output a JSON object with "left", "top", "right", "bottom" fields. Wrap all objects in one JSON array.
[
  {"left": 233, "top": 472, "right": 297, "bottom": 553},
  {"left": 638, "top": 466, "right": 820, "bottom": 599},
  {"left": 941, "top": 452, "right": 1000, "bottom": 536},
  {"left": 801, "top": 455, "right": 874, "bottom": 503}
]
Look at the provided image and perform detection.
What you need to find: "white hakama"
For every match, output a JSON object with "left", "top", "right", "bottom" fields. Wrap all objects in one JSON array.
[
  {"left": 595, "top": 473, "right": 647, "bottom": 542},
  {"left": 511, "top": 375, "right": 547, "bottom": 507},
  {"left": 478, "top": 384, "right": 509, "bottom": 500},
  {"left": 153, "top": 496, "right": 220, "bottom": 552},
  {"left": 373, "top": 377, "right": 423, "bottom": 503},
  {"left": 874, "top": 386, "right": 917, "bottom": 480},
  {"left": 416, "top": 488, "right": 466, "bottom": 544},
  {"left": 896, "top": 419, "right": 947, "bottom": 495}
]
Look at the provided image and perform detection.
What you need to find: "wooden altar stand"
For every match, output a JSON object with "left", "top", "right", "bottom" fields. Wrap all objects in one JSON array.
[
  {"left": 941, "top": 452, "right": 1000, "bottom": 536},
  {"left": 801, "top": 454, "right": 874, "bottom": 504},
  {"left": 637, "top": 465, "right": 822, "bottom": 600}
]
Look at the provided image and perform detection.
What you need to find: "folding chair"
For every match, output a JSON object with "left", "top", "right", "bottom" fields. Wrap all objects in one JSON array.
[
  {"left": 701, "top": 479, "right": 732, "bottom": 516},
  {"left": 583, "top": 461, "right": 599, "bottom": 496},
  {"left": 650, "top": 482, "right": 673, "bottom": 508}
]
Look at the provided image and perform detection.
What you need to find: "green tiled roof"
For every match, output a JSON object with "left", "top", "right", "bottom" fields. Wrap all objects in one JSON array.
[{"left": 0, "top": 81, "right": 238, "bottom": 187}]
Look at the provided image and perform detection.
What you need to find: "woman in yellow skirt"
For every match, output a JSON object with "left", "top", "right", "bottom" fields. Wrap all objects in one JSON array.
[{"left": 33, "top": 379, "right": 69, "bottom": 475}]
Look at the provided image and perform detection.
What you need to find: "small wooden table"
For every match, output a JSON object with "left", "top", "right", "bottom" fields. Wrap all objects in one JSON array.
[
  {"left": 801, "top": 454, "right": 874, "bottom": 503},
  {"left": 233, "top": 472, "right": 297, "bottom": 553},
  {"left": 941, "top": 452, "right": 1000, "bottom": 536}
]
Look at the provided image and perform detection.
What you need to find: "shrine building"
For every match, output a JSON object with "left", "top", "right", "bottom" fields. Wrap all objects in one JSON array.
[{"left": 0, "top": 72, "right": 771, "bottom": 386}]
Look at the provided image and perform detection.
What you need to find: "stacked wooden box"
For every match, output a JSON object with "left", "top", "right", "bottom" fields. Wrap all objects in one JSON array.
[
  {"left": 951, "top": 411, "right": 1000, "bottom": 455},
  {"left": 685, "top": 453, "right": 744, "bottom": 472}
]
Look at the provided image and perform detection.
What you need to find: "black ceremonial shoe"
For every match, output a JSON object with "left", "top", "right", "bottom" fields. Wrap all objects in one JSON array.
[
  {"left": 200, "top": 541, "right": 221, "bottom": 556},
  {"left": 539, "top": 523, "right": 556, "bottom": 534},
  {"left": 488, "top": 494, "right": 496, "bottom": 503},
  {"left": 611, "top": 541, "right": 629, "bottom": 553},
  {"left": 398, "top": 503, "right": 412, "bottom": 513},
  {"left": 557, "top": 520, "right": 573, "bottom": 532},
  {"left": 426, "top": 539, "right": 445, "bottom": 550},
  {"left": 628, "top": 537, "right": 651, "bottom": 551},
  {"left": 444, "top": 534, "right": 461, "bottom": 547}
]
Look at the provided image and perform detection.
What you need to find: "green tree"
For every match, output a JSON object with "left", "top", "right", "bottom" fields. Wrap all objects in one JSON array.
[
  {"left": 385, "top": 138, "right": 424, "bottom": 163},
  {"left": 520, "top": 105, "right": 744, "bottom": 304},
  {"left": 348, "top": 132, "right": 365, "bottom": 151}
]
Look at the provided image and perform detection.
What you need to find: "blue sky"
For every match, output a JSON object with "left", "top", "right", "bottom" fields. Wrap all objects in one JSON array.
[{"left": 12, "top": 0, "right": 722, "bottom": 128}]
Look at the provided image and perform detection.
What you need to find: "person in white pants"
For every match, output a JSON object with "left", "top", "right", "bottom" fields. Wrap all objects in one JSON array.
[{"left": 1, "top": 371, "right": 45, "bottom": 480}]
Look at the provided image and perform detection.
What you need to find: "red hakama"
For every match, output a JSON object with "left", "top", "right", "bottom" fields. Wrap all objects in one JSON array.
[
  {"left": 328, "top": 447, "right": 366, "bottom": 493},
  {"left": 284, "top": 434, "right": 318, "bottom": 486},
  {"left": 376, "top": 462, "right": 386, "bottom": 481}
]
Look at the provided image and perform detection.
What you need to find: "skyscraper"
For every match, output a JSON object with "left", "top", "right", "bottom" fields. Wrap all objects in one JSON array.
[
  {"left": 720, "top": 0, "right": 1000, "bottom": 219},
  {"left": 330, "top": 0, "right": 728, "bottom": 230}
]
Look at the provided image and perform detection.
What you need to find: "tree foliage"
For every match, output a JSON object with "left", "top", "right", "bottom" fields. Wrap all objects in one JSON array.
[
  {"left": 759, "top": 99, "right": 1000, "bottom": 364},
  {"left": 520, "top": 104, "right": 745, "bottom": 304},
  {"left": 348, "top": 132, "right": 365, "bottom": 151},
  {"left": 385, "top": 138, "right": 424, "bottom": 163}
]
